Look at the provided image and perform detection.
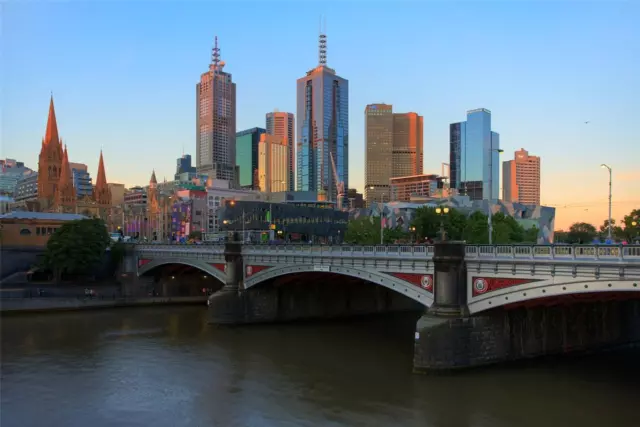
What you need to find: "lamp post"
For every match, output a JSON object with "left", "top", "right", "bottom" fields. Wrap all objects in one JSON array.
[
  {"left": 435, "top": 207, "right": 449, "bottom": 241},
  {"left": 409, "top": 225, "right": 416, "bottom": 244},
  {"left": 488, "top": 148, "right": 504, "bottom": 244},
  {"left": 600, "top": 164, "right": 612, "bottom": 241},
  {"left": 369, "top": 186, "right": 388, "bottom": 245}
]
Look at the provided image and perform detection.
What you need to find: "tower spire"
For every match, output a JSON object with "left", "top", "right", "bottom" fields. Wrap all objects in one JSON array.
[
  {"left": 211, "top": 36, "right": 220, "bottom": 68},
  {"left": 44, "top": 95, "right": 60, "bottom": 145},
  {"left": 95, "top": 150, "right": 107, "bottom": 188},
  {"left": 318, "top": 16, "right": 327, "bottom": 66}
]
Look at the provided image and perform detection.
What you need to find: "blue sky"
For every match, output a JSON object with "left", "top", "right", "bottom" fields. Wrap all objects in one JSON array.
[{"left": 2, "top": 1, "right": 639, "bottom": 229}]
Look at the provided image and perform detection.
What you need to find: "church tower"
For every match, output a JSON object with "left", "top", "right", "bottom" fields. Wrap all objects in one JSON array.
[
  {"left": 37, "top": 96, "right": 64, "bottom": 209},
  {"left": 55, "top": 145, "right": 77, "bottom": 212},
  {"left": 93, "top": 150, "right": 112, "bottom": 207}
]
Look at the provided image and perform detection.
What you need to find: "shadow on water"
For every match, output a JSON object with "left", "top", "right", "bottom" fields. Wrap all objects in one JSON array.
[{"left": 2, "top": 306, "right": 639, "bottom": 427}]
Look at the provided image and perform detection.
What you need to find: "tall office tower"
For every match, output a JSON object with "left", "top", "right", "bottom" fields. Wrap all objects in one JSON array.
[
  {"left": 449, "top": 108, "right": 500, "bottom": 201},
  {"left": 266, "top": 111, "right": 295, "bottom": 191},
  {"left": 392, "top": 112, "right": 423, "bottom": 178},
  {"left": 258, "top": 134, "right": 289, "bottom": 193},
  {"left": 503, "top": 148, "right": 541, "bottom": 205},
  {"left": 196, "top": 37, "right": 237, "bottom": 183},
  {"left": 365, "top": 104, "right": 393, "bottom": 205},
  {"left": 296, "top": 29, "right": 348, "bottom": 202},
  {"left": 235, "top": 128, "right": 266, "bottom": 189},
  {"left": 365, "top": 104, "right": 424, "bottom": 206}
]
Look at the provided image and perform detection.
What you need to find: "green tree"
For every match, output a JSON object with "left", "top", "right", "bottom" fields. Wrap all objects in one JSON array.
[
  {"left": 567, "top": 222, "right": 598, "bottom": 244},
  {"left": 411, "top": 207, "right": 441, "bottom": 241},
  {"left": 598, "top": 219, "right": 624, "bottom": 241},
  {"left": 464, "top": 211, "right": 489, "bottom": 244},
  {"left": 188, "top": 230, "right": 202, "bottom": 241},
  {"left": 621, "top": 208, "right": 640, "bottom": 242},
  {"left": 45, "top": 218, "right": 111, "bottom": 281},
  {"left": 344, "top": 217, "right": 409, "bottom": 245}
]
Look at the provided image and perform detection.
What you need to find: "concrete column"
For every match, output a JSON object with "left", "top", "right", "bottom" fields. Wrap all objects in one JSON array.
[
  {"left": 430, "top": 242, "right": 468, "bottom": 316},
  {"left": 208, "top": 242, "right": 246, "bottom": 324}
]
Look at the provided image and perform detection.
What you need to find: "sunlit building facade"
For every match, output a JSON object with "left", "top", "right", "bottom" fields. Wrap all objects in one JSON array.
[
  {"left": 503, "top": 148, "right": 541, "bottom": 205},
  {"left": 235, "top": 128, "right": 265, "bottom": 189},
  {"left": 296, "top": 33, "right": 348, "bottom": 201},
  {"left": 450, "top": 108, "right": 500, "bottom": 201},
  {"left": 266, "top": 111, "right": 295, "bottom": 191},
  {"left": 258, "top": 134, "right": 289, "bottom": 193}
]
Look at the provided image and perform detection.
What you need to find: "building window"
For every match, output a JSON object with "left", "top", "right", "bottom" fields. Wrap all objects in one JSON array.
[{"left": 20, "top": 228, "right": 32, "bottom": 236}]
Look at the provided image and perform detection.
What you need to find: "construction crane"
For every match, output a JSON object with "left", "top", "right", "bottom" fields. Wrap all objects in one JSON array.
[{"left": 329, "top": 152, "right": 345, "bottom": 210}]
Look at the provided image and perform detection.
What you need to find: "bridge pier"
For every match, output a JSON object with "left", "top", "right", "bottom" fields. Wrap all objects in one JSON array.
[{"left": 413, "top": 242, "right": 640, "bottom": 372}]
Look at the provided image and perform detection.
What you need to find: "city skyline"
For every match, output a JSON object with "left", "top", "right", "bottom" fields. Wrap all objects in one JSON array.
[{"left": 3, "top": 1, "right": 639, "bottom": 229}]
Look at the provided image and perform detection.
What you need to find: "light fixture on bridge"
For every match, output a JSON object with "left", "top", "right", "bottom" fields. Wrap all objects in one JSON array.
[
  {"left": 434, "top": 207, "right": 450, "bottom": 241},
  {"left": 203, "top": 275, "right": 207, "bottom": 279},
  {"left": 171, "top": 276, "right": 175, "bottom": 279}
]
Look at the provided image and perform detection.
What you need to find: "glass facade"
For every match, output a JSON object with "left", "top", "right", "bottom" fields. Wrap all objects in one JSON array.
[
  {"left": 72, "top": 168, "right": 93, "bottom": 197},
  {"left": 296, "top": 66, "right": 348, "bottom": 201},
  {"left": 449, "top": 109, "right": 500, "bottom": 200},
  {"left": 235, "top": 128, "right": 265, "bottom": 189}
]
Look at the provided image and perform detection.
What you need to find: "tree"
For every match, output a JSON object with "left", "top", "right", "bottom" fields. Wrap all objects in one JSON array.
[
  {"left": 598, "top": 219, "right": 624, "bottom": 241},
  {"left": 344, "top": 217, "right": 409, "bottom": 245},
  {"left": 45, "top": 218, "right": 111, "bottom": 281},
  {"left": 188, "top": 230, "right": 202, "bottom": 241},
  {"left": 621, "top": 208, "right": 640, "bottom": 242},
  {"left": 566, "top": 222, "right": 598, "bottom": 244}
]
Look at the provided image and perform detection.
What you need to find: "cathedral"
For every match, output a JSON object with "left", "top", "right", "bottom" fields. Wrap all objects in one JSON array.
[{"left": 36, "top": 96, "right": 112, "bottom": 216}]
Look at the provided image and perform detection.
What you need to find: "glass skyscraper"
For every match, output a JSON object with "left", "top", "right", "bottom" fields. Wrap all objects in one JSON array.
[
  {"left": 296, "top": 33, "right": 348, "bottom": 202},
  {"left": 449, "top": 108, "right": 500, "bottom": 201},
  {"left": 235, "top": 127, "right": 265, "bottom": 189}
]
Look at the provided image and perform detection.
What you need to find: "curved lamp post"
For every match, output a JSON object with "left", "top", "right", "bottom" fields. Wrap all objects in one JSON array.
[{"left": 600, "top": 164, "right": 612, "bottom": 241}]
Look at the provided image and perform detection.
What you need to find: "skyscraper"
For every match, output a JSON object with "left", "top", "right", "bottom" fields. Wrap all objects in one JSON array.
[
  {"left": 266, "top": 111, "right": 295, "bottom": 191},
  {"left": 258, "top": 134, "right": 289, "bottom": 193},
  {"left": 449, "top": 108, "right": 500, "bottom": 201},
  {"left": 196, "top": 37, "right": 237, "bottom": 183},
  {"left": 296, "top": 29, "right": 348, "bottom": 202},
  {"left": 503, "top": 148, "right": 541, "bottom": 205},
  {"left": 235, "top": 127, "right": 265, "bottom": 189},
  {"left": 365, "top": 104, "right": 423, "bottom": 205}
]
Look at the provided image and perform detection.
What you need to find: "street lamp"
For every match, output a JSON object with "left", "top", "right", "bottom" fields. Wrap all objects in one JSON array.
[
  {"left": 488, "top": 148, "right": 504, "bottom": 245},
  {"left": 435, "top": 207, "right": 449, "bottom": 241},
  {"left": 600, "top": 164, "right": 612, "bottom": 241},
  {"left": 409, "top": 225, "right": 416, "bottom": 243},
  {"left": 369, "top": 186, "right": 388, "bottom": 245}
]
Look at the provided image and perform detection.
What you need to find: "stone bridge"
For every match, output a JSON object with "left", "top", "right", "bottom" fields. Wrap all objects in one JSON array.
[
  {"left": 130, "top": 243, "right": 640, "bottom": 314},
  {"left": 125, "top": 242, "right": 640, "bottom": 371}
]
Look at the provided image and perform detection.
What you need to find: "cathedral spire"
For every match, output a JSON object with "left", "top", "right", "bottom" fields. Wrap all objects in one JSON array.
[
  {"left": 44, "top": 95, "right": 60, "bottom": 145},
  {"left": 56, "top": 144, "right": 76, "bottom": 209},
  {"left": 150, "top": 169, "right": 157, "bottom": 185},
  {"left": 95, "top": 150, "right": 107, "bottom": 189}
]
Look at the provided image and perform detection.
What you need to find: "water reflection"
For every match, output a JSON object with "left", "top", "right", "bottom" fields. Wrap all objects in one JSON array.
[{"left": 1, "top": 307, "right": 639, "bottom": 427}]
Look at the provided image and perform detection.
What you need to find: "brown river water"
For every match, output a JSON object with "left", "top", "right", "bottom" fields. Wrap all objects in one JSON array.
[{"left": 1, "top": 306, "right": 639, "bottom": 427}]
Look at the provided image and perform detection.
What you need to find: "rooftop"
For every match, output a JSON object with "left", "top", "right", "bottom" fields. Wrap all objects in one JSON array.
[{"left": 0, "top": 211, "right": 88, "bottom": 221}]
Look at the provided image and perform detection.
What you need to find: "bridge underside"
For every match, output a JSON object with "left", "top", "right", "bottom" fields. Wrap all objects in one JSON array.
[
  {"left": 133, "top": 262, "right": 225, "bottom": 298},
  {"left": 209, "top": 271, "right": 425, "bottom": 324}
]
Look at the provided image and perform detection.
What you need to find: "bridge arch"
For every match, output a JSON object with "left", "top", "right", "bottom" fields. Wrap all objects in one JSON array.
[
  {"left": 138, "top": 258, "right": 227, "bottom": 285},
  {"left": 467, "top": 277, "right": 640, "bottom": 314},
  {"left": 244, "top": 264, "right": 433, "bottom": 307}
]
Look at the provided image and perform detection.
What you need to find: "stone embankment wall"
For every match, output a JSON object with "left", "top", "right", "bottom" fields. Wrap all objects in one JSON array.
[
  {"left": 414, "top": 299, "right": 640, "bottom": 371},
  {"left": 1, "top": 296, "right": 207, "bottom": 314}
]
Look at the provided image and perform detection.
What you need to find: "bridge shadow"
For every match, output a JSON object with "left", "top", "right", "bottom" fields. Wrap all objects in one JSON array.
[
  {"left": 137, "top": 264, "right": 225, "bottom": 298},
  {"left": 245, "top": 272, "right": 425, "bottom": 322}
]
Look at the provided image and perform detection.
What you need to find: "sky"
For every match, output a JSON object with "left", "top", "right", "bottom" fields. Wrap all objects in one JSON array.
[{"left": 2, "top": 0, "right": 639, "bottom": 231}]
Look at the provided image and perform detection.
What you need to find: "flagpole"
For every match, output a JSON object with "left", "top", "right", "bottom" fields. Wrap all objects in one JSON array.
[{"left": 242, "top": 208, "right": 245, "bottom": 243}]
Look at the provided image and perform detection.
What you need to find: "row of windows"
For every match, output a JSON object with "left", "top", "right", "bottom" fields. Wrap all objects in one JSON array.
[{"left": 17, "top": 226, "right": 60, "bottom": 236}]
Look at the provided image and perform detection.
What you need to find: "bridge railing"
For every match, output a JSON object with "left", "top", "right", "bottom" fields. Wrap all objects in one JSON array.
[
  {"left": 465, "top": 244, "right": 640, "bottom": 262},
  {"left": 241, "top": 244, "right": 433, "bottom": 259}
]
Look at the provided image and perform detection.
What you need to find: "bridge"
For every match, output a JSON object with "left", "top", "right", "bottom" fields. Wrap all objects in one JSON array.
[{"left": 124, "top": 242, "right": 640, "bottom": 371}]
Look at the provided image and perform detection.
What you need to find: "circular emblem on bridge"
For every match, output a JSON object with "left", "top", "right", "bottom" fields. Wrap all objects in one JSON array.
[
  {"left": 420, "top": 275, "right": 433, "bottom": 290},
  {"left": 473, "top": 278, "right": 489, "bottom": 294},
  {"left": 246, "top": 266, "right": 253, "bottom": 276}
]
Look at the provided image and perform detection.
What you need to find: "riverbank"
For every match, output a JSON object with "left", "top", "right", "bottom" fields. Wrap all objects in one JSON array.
[{"left": 0, "top": 296, "right": 207, "bottom": 315}]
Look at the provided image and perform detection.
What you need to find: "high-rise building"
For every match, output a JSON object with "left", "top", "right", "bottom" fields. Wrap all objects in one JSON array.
[
  {"left": 365, "top": 104, "right": 393, "bottom": 205},
  {"left": 258, "top": 134, "right": 289, "bottom": 193},
  {"left": 449, "top": 108, "right": 500, "bottom": 201},
  {"left": 175, "top": 154, "right": 197, "bottom": 180},
  {"left": 503, "top": 148, "right": 541, "bottom": 205},
  {"left": 364, "top": 104, "right": 423, "bottom": 205},
  {"left": 196, "top": 37, "right": 237, "bottom": 183},
  {"left": 235, "top": 128, "right": 265, "bottom": 190},
  {"left": 296, "top": 30, "right": 348, "bottom": 202},
  {"left": 390, "top": 174, "right": 445, "bottom": 202},
  {"left": 70, "top": 163, "right": 93, "bottom": 198},
  {"left": 266, "top": 111, "right": 295, "bottom": 191}
]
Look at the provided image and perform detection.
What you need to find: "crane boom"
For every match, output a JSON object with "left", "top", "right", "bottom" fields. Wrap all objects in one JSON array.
[{"left": 329, "top": 152, "right": 345, "bottom": 210}]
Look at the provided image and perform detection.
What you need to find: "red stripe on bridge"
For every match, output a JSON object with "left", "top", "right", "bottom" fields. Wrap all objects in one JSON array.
[
  {"left": 472, "top": 277, "right": 543, "bottom": 297},
  {"left": 209, "top": 263, "right": 226, "bottom": 273},
  {"left": 385, "top": 273, "right": 433, "bottom": 292},
  {"left": 138, "top": 259, "right": 151, "bottom": 268},
  {"left": 245, "top": 265, "right": 271, "bottom": 277}
]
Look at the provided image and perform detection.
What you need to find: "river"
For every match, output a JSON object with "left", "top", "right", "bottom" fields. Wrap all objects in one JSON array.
[{"left": 1, "top": 306, "right": 639, "bottom": 427}]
